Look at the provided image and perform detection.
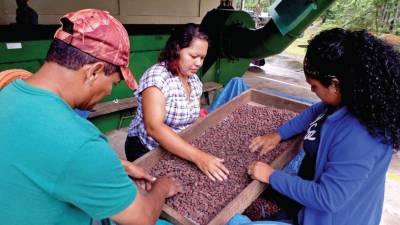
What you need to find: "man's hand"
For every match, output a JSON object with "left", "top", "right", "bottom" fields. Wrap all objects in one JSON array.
[
  {"left": 247, "top": 161, "right": 274, "bottom": 183},
  {"left": 121, "top": 160, "right": 156, "bottom": 191},
  {"left": 111, "top": 175, "right": 182, "bottom": 224},
  {"left": 154, "top": 176, "right": 183, "bottom": 198},
  {"left": 193, "top": 151, "right": 229, "bottom": 182},
  {"left": 249, "top": 132, "right": 281, "bottom": 156}
]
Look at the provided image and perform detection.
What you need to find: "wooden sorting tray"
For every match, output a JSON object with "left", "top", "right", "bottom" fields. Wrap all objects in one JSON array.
[{"left": 134, "top": 89, "right": 310, "bottom": 225}]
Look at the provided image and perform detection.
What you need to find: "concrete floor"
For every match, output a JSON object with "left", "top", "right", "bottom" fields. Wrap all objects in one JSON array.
[{"left": 106, "top": 53, "right": 400, "bottom": 224}]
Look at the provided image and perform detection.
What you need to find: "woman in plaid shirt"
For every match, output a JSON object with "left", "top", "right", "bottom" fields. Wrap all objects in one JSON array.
[{"left": 125, "top": 24, "right": 229, "bottom": 182}]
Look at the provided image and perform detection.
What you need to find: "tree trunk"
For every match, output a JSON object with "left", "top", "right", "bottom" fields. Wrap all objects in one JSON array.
[
  {"left": 394, "top": 2, "right": 399, "bottom": 33},
  {"left": 397, "top": 2, "right": 400, "bottom": 20},
  {"left": 376, "top": 6, "right": 380, "bottom": 32},
  {"left": 382, "top": 3, "right": 389, "bottom": 25}
]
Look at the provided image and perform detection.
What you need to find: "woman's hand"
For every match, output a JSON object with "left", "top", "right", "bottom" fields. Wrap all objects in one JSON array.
[
  {"left": 193, "top": 151, "right": 229, "bottom": 182},
  {"left": 121, "top": 160, "right": 156, "bottom": 191},
  {"left": 248, "top": 161, "right": 274, "bottom": 183},
  {"left": 249, "top": 132, "right": 281, "bottom": 156}
]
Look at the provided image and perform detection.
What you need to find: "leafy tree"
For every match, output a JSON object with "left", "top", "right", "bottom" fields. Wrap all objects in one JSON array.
[
  {"left": 321, "top": 0, "right": 399, "bottom": 34},
  {"left": 233, "top": 0, "right": 399, "bottom": 34},
  {"left": 235, "top": 0, "right": 271, "bottom": 14}
]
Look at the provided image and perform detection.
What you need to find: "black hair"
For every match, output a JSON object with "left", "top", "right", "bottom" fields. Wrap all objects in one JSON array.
[
  {"left": 304, "top": 28, "right": 400, "bottom": 149},
  {"left": 46, "top": 39, "right": 119, "bottom": 76},
  {"left": 158, "top": 23, "right": 209, "bottom": 74}
]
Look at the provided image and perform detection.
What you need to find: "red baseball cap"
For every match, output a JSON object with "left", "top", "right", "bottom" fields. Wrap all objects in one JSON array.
[{"left": 54, "top": 9, "right": 137, "bottom": 90}]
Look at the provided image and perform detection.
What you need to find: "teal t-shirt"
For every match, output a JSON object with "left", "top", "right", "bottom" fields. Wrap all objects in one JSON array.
[{"left": 0, "top": 79, "right": 137, "bottom": 225}]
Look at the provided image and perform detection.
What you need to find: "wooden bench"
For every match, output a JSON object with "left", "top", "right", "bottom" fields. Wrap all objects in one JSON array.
[
  {"left": 88, "top": 97, "right": 138, "bottom": 118},
  {"left": 88, "top": 81, "right": 223, "bottom": 126},
  {"left": 88, "top": 97, "right": 138, "bottom": 129},
  {"left": 202, "top": 81, "right": 223, "bottom": 105}
]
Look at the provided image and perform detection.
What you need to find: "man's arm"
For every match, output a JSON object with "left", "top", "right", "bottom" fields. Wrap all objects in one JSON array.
[
  {"left": 121, "top": 160, "right": 156, "bottom": 191},
  {"left": 111, "top": 176, "right": 179, "bottom": 225},
  {"left": 52, "top": 139, "right": 179, "bottom": 225}
]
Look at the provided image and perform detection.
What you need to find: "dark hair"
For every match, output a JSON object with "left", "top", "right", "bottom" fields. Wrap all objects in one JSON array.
[
  {"left": 304, "top": 28, "right": 400, "bottom": 149},
  {"left": 158, "top": 23, "right": 209, "bottom": 74},
  {"left": 46, "top": 39, "right": 119, "bottom": 76}
]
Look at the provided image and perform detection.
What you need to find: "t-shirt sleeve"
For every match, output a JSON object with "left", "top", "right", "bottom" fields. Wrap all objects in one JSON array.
[
  {"left": 53, "top": 138, "right": 137, "bottom": 220},
  {"left": 137, "top": 65, "right": 168, "bottom": 95}
]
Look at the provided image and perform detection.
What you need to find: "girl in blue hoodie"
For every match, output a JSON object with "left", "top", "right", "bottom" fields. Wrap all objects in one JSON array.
[{"left": 248, "top": 28, "right": 400, "bottom": 225}]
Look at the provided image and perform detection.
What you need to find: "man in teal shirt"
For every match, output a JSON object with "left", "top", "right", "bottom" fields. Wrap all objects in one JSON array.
[{"left": 0, "top": 9, "right": 180, "bottom": 225}]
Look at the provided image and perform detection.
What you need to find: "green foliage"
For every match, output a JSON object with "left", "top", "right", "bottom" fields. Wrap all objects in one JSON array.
[
  {"left": 235, "top": 0, "right": 272, "bottom": 13},
  {"left": 321, "top": 0, "right": 399, "bottom": 35}
]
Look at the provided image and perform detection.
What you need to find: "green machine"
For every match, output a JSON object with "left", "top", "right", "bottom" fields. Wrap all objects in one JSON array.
[
  {"left": 200, "top": 0, "right": 336, "bottom": 75},
  {"left": 0, "top": 0, "right": 336, "bottom": 132}
]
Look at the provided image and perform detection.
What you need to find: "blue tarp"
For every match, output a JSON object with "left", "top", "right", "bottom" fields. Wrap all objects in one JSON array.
[{"left": 208, "top": 77, "right": 249, "bottom": 113}]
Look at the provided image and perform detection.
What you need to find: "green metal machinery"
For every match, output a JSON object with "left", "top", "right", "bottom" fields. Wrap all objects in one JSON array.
[{"left": 0, "top": 0, "right": 336, "bottom": 132}]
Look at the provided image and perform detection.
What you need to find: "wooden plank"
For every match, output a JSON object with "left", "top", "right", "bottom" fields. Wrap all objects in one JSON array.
[
  {"left": 133, "top": 145, "right": 165, "bottom": 171},
  {"left": 250, "top": 89, "right": 310, "bottom": 113},
  {"left": 202, "top": 81, "right": 223, "bottom": 105},
  {"left": 88, "top": 97, "right": 137, "bottom": 118},
  {"left": 202, "top": 81, "right": 223, "bottom": 92},
  {"left": 162, "top": 205, "right": 195, "bottom": 225},
  {"left": 133, "top": 89, "right": 310, "bottom": 225}
]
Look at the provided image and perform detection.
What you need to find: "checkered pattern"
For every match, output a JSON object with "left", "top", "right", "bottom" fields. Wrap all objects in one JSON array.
[{"left": 127, "top": 63, "right": 202, "bottom": 150}]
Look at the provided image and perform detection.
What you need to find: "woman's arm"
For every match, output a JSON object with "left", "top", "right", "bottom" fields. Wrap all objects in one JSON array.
[
  {"left": 277, "top": 101, "right": 326, "bottom": 140},
  {"left": 268, "top": 125, "right": 388, "bottom": 212},
  {"left": 249, "top": 102, "right": 326, "bottom": 154},
  {"left": 142, "top": 87, "right": 229, "bottom": 182}
]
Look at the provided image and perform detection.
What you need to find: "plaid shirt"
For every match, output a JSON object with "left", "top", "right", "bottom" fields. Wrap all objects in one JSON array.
[{"left": 127, "top": 63, "right": 202, "bottom": 150}]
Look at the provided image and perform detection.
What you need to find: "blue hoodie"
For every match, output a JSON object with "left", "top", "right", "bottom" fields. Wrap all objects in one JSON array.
[{"left": 271, "top": 102, "right": 392, "bottom": 225}]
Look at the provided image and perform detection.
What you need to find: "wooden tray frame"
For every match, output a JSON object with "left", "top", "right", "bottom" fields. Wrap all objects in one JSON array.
[{"left": 134, "top": 89, "right": 310, "bottom": 225}]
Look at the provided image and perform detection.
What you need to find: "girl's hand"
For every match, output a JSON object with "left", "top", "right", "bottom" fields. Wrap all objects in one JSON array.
[
  {"left": 248, "top": 161, "right": 274, "bottom": 183},
  {"left": 249, "top": 132, "right": 281, "bottom": 156}
]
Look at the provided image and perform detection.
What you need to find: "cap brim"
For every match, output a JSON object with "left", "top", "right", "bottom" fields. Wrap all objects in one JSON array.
[{"left": 120, "top": 66, "right": 138, "bottom": 90}]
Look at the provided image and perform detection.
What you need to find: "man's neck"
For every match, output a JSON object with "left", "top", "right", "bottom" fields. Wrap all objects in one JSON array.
[{"left": 26, "top": 62, "right": 79, "bottom": 108}]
